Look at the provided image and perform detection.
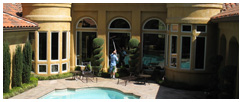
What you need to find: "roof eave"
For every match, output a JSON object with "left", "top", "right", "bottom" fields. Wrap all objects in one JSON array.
[
  {"left": 3, "top": 27, "right": 40, "bottom": 32},
  {"left": 211, "top": 15, "right": 239, "bottom": 23}
]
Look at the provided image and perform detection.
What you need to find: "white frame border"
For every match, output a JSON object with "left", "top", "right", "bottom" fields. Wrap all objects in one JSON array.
[
  {"left": 142, "top": 18, "right": 166, "bottom": 31},
  {"left": 76, "top": 17, "right": 98, "bottom": 29},
  {"left": 171, "top": 24, "right": 178, "bottom": 32},
  {"left": 194, "top": 36, "right": 207, "bottom": 70},
  {"left": 169, "top": 35, "right": 178, "bottom": 68},
  {"left": 37, "top": 32, "right": 48, "bottom": 62},
  {"left": 62, "top": 31, "right": 68, "bottom": 60},
  {"left": 180, "top": 35, "right": 192, "bottom": 70},
  {"left": 50, "top": 31, "right": 60, "bottom": 61},
  {"left": 108, "top": 17, "right": 131, "bottom": 30},
  {"left": 51, "top": 64, "right": 59, "bottom": 74},
  {"left": 181, "top": 24, "right": 192, "bottom": 33},
  {"left": 38, "top": 64, "right": 48, "bottom": 74},
  {"left": 62, "top": 62, "right": 68, "bottom": 73},
  {"left": 195, "top": 25, "right": 207, "bottom": 33}
]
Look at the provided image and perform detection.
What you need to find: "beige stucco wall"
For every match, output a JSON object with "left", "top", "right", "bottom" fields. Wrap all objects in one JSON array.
[
  {"left": 3, "top": 31, "right": 29, "bottom": 89},
  {"left": 165, "top": 3, "right": 223, "bottom": 86},
  {"left": 72, "top": 3, "right": 167, "bottom": 71},
  {"left": 22, "top": 3, "right": 72, "bottom": 76}
]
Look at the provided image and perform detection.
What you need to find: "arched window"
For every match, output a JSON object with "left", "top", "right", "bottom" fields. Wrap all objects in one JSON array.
[
  {"left": 76, "top": 17, "right": 97, "bottom": 28},
  {"left": 143, "top": 18, "right": 166, "bottom": 30},
  {"left": 109, "top": 18, "right": 130, "bottom": 29}
]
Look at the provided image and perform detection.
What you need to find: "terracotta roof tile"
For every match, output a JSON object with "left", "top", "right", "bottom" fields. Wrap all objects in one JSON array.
[
  {"left": 3, "top": 12, "right": 38, "bottom": 28},
  {"left": 3, "top": 3, "right": 39, "bottom": 29},
  {"left": 211, "top": 3, "right": 239, "bottom": 20}
]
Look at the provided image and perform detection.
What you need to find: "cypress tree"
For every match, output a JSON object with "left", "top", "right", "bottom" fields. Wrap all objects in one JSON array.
[
  {"left": 128, "top": 38, "right": 140, "bottom": 73},
  {"left": 22, "top": 41, "right": 32, "bottom": 83},
  {"left": 13, "top": 45, "right": 23, "bottom": 87},
  {"left": 92, "top": 38, "right": 104, "bottom": 74},
  {"left": 3, "top": 42, "right": 11, "bottom": 93}
]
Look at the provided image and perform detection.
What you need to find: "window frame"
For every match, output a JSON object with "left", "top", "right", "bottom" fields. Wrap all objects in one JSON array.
[
  {"left": 50, "top": 31, "right": 60, "bottom": 61},
  {"left": 171, "top": 24, "right": 178, "bottom": 32},
  {"left": 51, "top": 64, "right": 59, "bottom": 74},
  {"left": 180, "top": 35, "right": 192, "bottom": 70},
  {"left": 108, "top": 17, "right": 131, "bottom": 30},
  {"left": 62, "top": 31, "right": 68, "bottom": 60},
  {"left": 142, "top": 18, "right": 166, "bottom": 31},
  {"left": 62, "top": 62, "right": 68, "bottom": 72},
  {"left": 76, "top": 17, "right": 97, "bottom": 29},
  {"left": 169, "top": 35, "right": 178, "bottom": 68},
  {"left": 38, "top": 32, "right": 48, "bottom": 62},
  {"left": 38, "top": 64, "right": 47, "bottom": 74},
  {"left": 195, "top": 25, "right": 207, "bottom": 33},
  {"left": 194, "top": 36, "right": 207, "bottom": 70},
  {"left": 181, "top": 24, "right": 192, "bottom": 33}
]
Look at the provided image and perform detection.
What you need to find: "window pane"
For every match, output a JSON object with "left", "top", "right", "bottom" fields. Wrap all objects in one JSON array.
[
  {"left": 81, "top": 32, "right": 97, "bottom": 62},
  {"left": 78, "top": 18, "right": 97, "bottom": 28},
  {"left": 62, "top": 32, "right": 67, "bottom": 59},
  {"left": 109, "top": 33, "right": 130, "bottom": 68},
  {"left": 29, "top": 32, "right": 35, "bottom": 60},
  {"left": 39, "top": 32, "right": 47, "bottom": 60},
  {"left": 144, "top": 19, "right": 166, "bottom": 30},
  {"left": 182, "top": 25, "right": 192, "bottom": 32},
  {"left": 170, "top": 36, "right": 177, "bottom": 67},
  {"left": 110, "top": 19, "right": 130, "bottom": 29},
  {"left": 196, "top": 25, "right": 206, "bottom": 32},
  {"left": 62, "top": 64, "right": 67, "bottom": 71},
  {"left": 195, "top": 37, "right": 205, "bottom": 69},
  {"left": 39, "top": 65, "right": 46, "bottom": 72},
  {"left": 171, "top": 24, "right": 178, "bottom": 32},
  {"left": 51, "top": 65, "right": 58, "bottom": 72},
  {"left": 181, "top": 36, "right": 191, "bottom": 69},
  {"left": 77, "top": 32, "right": 80, "bottom": 55},
  {"left": 143, "top": 34, "right": 166, "bottom": 68},
  {"left": 51, "top": 32, "right": 59, "bottom": 60}
]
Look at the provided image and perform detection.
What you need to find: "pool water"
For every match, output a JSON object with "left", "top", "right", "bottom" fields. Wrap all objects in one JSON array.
[{"left": 39, "top": 87, "right": 140, "bottom": 99}]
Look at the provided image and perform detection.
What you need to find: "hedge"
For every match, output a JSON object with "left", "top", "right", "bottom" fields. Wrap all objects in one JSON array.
[
  {"left": 22, "top": 41, "right": 32, "bottom": 83},
  {"left": 3, "top": 42, "right": 11, "bottom": 93},
  {"left": 33, "top": 72, "right": 73, "bottom": 80},
  {"left": 12, "top": 45, "right": 23, "bottom": 87},
  {"left": 3, "top": 77, "right": 38, "bottom": 99}
]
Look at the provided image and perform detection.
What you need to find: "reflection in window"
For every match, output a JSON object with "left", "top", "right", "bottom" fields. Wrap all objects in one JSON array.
[
  {"left": 76, "top": 32, "right": 96, "bottom": 65},
  {"left": 170, "top": 36, "right": 177, "bottom": 67},
  {"left": 182, "top": 25, "right": 192, "bottom": 32},
  {"left": 195, "top": 37, "right": 206, "bottom": 69},
  {"left": 196, "top": 25, "right": 207, "bottom": 33},
  {"left": 171, "top": 24, "right": 178, "bottom": 32},
  {"left": 144, "top": 19, "right": 166, "bottom": 30},
  {"left": 181, "top": 36, "right": 191, "bottom": 69},
  {"left": 62, "top": 32, "right": 67, "bottom": 59},
  {"left": 29, "top": 32, "right": 35, "bottom": 60},
  {"left": 39, "top": 32, "right": 47, "bottom": 60},
  {"left": 110, "top": 19, "right": 130, "bottom": 29},
  {"left": 143, "top": 34, "right": 166, "bottom": 68},
  {"left": 39, "top": 65, "right": 46, "bottom": 73},
  {"left": 77, "top": 18, "right": 96, "bottom": 28},
  {"left": 51, "top": 32, "right": 59, "bottom": 60},
  {"left": 51, "top": 65, "right": 59, "bottom": 73}
]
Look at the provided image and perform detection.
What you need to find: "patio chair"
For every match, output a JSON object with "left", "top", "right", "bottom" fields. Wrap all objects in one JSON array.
[{"left": 80, "top": 62, "right": 97, "bottom": 83}]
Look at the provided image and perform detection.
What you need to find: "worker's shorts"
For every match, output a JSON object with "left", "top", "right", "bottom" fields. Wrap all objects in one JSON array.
[{"left": 109, "top": 65, "right": 117, "bottom": 73}]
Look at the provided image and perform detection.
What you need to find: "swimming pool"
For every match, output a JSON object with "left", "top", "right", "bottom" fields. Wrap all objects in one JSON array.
[{"left": 39, "top": 87, "right": 140, "bottom": 99}]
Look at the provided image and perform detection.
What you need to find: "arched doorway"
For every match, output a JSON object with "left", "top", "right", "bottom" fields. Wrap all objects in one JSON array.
[
  {"left": 228, "top": 37, "right": 238, "bottom": 66},
  {"left": 219, "top": 34, "right": 226, "bottom": 67}
]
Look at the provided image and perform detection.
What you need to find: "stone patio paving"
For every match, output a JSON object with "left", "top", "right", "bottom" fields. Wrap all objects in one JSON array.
[{"left": 10, "top": 77, "right": 205, "bottom": 99}]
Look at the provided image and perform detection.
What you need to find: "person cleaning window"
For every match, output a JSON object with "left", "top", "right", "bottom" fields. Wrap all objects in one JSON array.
[{"left": 109, "top": 50, "right": 118, "bottom": 79}]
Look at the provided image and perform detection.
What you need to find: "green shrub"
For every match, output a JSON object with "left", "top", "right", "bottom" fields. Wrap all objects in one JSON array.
[
  {"left": 3, "top": 42, "right": 11, "bottom": 93},
  {"left": 128, "top": 38, "right": 140, "bottom": 73},
  {"left": 92, "top": 38, "right": 104, "bottom": 74},
  {"left": 34, "top": 72, "right": 73, "bottom": 80},
  {"left": 22, "top": 41, "right": 32, "bottom": 83},
  {"left": 13, "top": 45, "right": 23, "bottom": 87},
  {"left": 75, "top": 66, "right": 81, "bottom": 71},
  {"left": 3, "top": 77, "right": 38, "bottom": 99}
]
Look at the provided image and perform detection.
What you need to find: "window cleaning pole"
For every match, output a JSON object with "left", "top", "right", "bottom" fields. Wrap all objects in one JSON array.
[{"left": 112, "top": 39, "right": 116, "bottom": 51}]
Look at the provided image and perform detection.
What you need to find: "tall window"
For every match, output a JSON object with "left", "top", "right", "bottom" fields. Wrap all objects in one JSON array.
[
  {"left": 195, "top": 37, "right": 206, "bottom": 69},
  {"left": 180, "top": 36, "right": 191, "bottom": 69},
  {"left": 29, "top": 32, "right": 35, "bottom": 60},
  {"left": 170, "top": 35, "right": 177, "bottom": 68},
  {"left": 62, "top": 32, "right": 67, "bottom": 59},
  {"left": 108, "top": 17, "right": 131, "bottom": 67},
  {"left": 39, "top": 32, "right": 47, "bottom": 60},
  {"left": 76, "top": 17, "right": 97, "bottom": 65},
  {"left": 51, "top": 32, "right": 59, "bottom": 60}
]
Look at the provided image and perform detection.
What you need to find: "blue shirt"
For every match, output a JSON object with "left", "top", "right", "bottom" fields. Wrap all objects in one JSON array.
[{"left": 110, "top": 53, "right": 118, "bottom": 66}]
